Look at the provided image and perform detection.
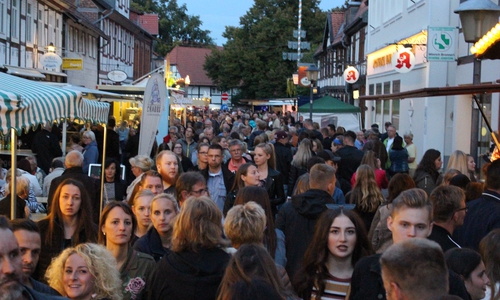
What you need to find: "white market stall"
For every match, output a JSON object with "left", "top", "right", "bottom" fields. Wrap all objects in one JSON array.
[{"left": 0, "top": 72, "right": 110, "bottom": 219}]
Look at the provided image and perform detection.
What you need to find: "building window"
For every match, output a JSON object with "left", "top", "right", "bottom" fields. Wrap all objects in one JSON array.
[
  {"left": 80, "top": 31, "right": 85, "bottom": 54},
  {"left": 11, "top": 0, "right": 19, "bottom": 40},
  {"left": 69, "top": 26, "right": 74, "bottom": 51},
  {"left": 74, "top": 28, "right": 79, "bottom": 52},
  {"left": 0, "top": 0, "right": 5, "bottom": 36},
  {"left": 383, "top": 81, "right": 391, "bottom": 94},
  {"left": 26, "top": 3, "right": 33, "bottom": 43}
]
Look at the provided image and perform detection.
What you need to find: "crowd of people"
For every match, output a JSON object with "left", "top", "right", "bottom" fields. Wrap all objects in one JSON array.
[{"left": 0, "top": 108, "right": 500, "bottom": 300}]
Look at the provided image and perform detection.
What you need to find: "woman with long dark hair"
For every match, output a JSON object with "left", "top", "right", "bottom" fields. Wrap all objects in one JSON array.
[
  {"left": 254, "top": 143, "right": 285, "bottom": 215},
  {"left": 445, "top": 248, "right": 490, "bottom": 300},
  {"left": 99, "top": 201, "right": 155, "bottom": 300},
  {"left": 35, "top": 178, "right": 98, "bottom": 281},
  {"left": 224, "top": 163, "right": 261, "bottom": 216},
  {"left": 217, "top": 244, "right": 289, "bottom": 300},
  {"left": 295, "top": 209, "right": 373, "bottom": 299},
  {"left": 103, "top": 158, "right": 127, "bottom": 202},
  {"left": 388, "top": 136, "right": 409, "bottom": 177},
  {"left": 172, "top": 140, "right": 194, "bottom": 172},
  {"left": 413, "top": 148, "right": 443, "bottom": 196}
]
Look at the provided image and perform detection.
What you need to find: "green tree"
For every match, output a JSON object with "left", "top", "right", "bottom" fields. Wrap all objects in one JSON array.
[
  {"left": 204, "top": 0, "right": 326, "bottom": 100},
  {"left": 132, "top": 0, "right": 214, "bottom": 56}
]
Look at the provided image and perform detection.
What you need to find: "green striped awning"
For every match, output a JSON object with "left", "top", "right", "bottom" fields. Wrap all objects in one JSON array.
[{"left": 0, "top": 72, "right": 110, "bottom": 134}]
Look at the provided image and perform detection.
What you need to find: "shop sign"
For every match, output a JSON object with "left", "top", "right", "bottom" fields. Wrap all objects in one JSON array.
[
  {"left": 107, "top": 70, "right": 128, "bottom": 82},
  {"left": 62, "top": 58, "right": 83, "bottom": 70},
  {"left": 40, "top": 52, "right": 62, "bottom": 68},
  {"left": 171, "top": 90, "right": 193, "bottom": 105},
  {"left": 392, "top": 48, "right": 415, "bottom": 73},
  {"left": 427, "top": 26, "right": 457, "bottom": 62},
  {"left": 343, "top": 66, "right": 359, "bottom": 84}
]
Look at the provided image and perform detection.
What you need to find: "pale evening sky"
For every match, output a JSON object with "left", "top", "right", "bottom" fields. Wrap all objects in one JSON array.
[{"left": 177, "top": 0, "right": 346, "bottom": 45}]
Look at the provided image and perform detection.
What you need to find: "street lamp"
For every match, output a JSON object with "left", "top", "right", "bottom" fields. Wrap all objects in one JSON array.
[
  {"left": 306, "top": 64, "right": 319, "bottom": 120},
  {"left": 454, "top": 0, "right": 500, "bottom": 164}
]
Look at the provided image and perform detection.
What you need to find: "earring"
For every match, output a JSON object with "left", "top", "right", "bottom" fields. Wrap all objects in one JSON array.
[{"left": 102, "top": 232, "right": 106, "bottom": 236}]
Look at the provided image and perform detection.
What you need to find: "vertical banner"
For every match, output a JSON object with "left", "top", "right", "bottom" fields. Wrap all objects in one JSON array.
[
  {"left": 139, "top": 73, "right": 166, "bottom": 155},
  {"left": 298, "top": 65, "right": 311, "bottom": 87}
]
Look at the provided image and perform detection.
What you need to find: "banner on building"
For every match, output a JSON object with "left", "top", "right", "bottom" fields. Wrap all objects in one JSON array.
[
  {"left": 427, "top": 26, "right": 457, "bottom": 62},
  {"left": 62, "top": 58, "right": 83, "bottom": 70},
  {"left": 139, "top": 73, "right": 166, "bottom": 156}
]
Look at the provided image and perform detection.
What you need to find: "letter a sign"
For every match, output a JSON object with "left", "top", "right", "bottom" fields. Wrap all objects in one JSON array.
[
  {"left": 392, "top": 48, "right": 415, "bottom": 73},
  {"left": 343, "top": 66, "right": 359, "bottom": 84}
]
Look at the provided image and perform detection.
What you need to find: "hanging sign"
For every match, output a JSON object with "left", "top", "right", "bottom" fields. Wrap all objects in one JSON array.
[
  {"left": 427, "top": 26, "right": 457, "bottom": 62},
  {"left": 343, "top": 66, "right": 359, "bottom": 84},
  {"left": 392, "top": 48, "right": 415, "bottom": 73},
  {"left": 107, "top": 70, "right": 128, "bottom": 82},
  {"left": 40, "top": 53, "right": 62, "bottom": 68}
]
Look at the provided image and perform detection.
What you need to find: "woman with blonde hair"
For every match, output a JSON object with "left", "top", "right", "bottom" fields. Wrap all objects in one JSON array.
[
  {"left": 129, "top": 189, "right": 154, "bottom": 242},
  {"left": 149, "top": 196, "right": 231, "bottom": 300},
  {"left": 45, "top": 243, "right": 122, "bottom": 300},
  {"left": 347, "top": 164, "right": 385, "bottom": 233},
  {"left": 134, "top": 193, "right": 180, "bottom": 262},
  {"left": 351, "top": 150, "right": 388, "bottom": 189},
  {"left": 447, "top": 150, "right": 469, "bottom": 178},
  {"left": 254, "top": 143, "right": 285, "bottom": 215},
  {"left": 288, "top": 138, "right": 314, "bottom": 197}
]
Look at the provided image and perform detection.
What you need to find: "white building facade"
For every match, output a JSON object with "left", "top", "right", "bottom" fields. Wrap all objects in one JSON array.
[{"left": 363, "top": 0, "right": 500, "bottom": 167}]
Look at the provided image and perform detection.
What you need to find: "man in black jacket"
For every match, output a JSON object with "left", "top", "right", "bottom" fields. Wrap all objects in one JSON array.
[
  {"left": 336, "top": 130, "right": 364, "bottom": 194},
  {"left": 428, "top": 186, "right": 466, "bottom": 252},
  {"left": 31, "top": 123, "right": 62, "bottom": 175},
  {"left": 453, "top": 158, "right": 500, "bottom": 250},
  {"left": 273, "top": 131, "right": 292, "bottom": 190},
  {"left": 276, "top": 163, "right": 337, "bottom": 282}
]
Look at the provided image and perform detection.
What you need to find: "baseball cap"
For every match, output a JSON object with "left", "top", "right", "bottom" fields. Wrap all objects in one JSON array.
[
  {"left": 249, "top": 120, "right": 256, "bottom": 129},
  {"left": 333, "top": 138, "right": 343, "bottom": 146},
  {"left": 275, "top": 131, "right": 288, "bottom": 140},
  {"left": 317, "top": 150, "right": 341, "bottom": 162}
]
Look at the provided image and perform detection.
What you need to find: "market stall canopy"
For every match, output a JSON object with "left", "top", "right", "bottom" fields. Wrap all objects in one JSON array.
[
  {"left": 0, "top": 72, "right": 110, "bottom": 134},
  {"left": 298, "top": 95, "right": 361, "bottom": 113},
  {"left": 61, "top": 85, "right": 140, "bottom": 102}
]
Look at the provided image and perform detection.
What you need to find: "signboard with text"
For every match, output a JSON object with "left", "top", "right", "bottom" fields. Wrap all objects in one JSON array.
[
  {"left": 62, "top": 58, "right": 83, "bottom": 70},
  {"left": 427, "top": 26, "right": 457, "bottom": 62}
]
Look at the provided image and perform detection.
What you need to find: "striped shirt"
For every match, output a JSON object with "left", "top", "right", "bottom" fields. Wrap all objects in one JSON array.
[{"left": 311, "top": 273, "right": 351, "bottom": 299}]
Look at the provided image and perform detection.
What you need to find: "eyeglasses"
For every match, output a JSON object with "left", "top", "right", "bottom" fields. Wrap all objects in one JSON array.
[
  {"left": 199, "top": 151, "right": 208, "bottom": 155},
  {"left": 455, "top": 205, "right": 469, "bottom": 213},
  {"left": 191, "top": 188, "right": 208, "bottom": 195}
]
